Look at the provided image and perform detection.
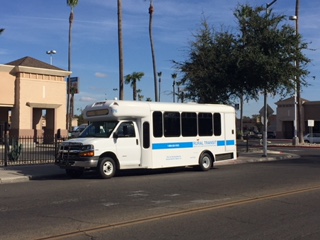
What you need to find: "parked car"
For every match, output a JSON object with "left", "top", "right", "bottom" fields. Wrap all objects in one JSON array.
[
  {"left": 267, "top": 131, "right": 276, "bottom": 138},
  {"left": 303, "top": 133, "right": 320, "bottom": 143},
  {"left": 69, "top": 124, "right": 88, "bottom": 138},
  {"left": 243, "top": 131, "right": 262, "bottom": 139},
  {"left": 252, "top": 131, "right": 262, "bottom": 139}
]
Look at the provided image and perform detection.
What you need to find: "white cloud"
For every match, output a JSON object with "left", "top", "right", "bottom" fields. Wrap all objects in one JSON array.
[
  {"left": 95, "top": 72, "right": 108, "bottom": 78},
  {"left": 79, "top": 96, "right": 97, "bottom": 102}
]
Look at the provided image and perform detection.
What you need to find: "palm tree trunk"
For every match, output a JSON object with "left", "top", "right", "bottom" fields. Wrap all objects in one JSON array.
[
  {"left": 133, "top": 80, "right": 137, "bottom": 100},
  {"left": 67, "top": 11, "right": 73, "bottom": 131},
  {"left": 149, "top": 2, "right": 159, "bottom": 102},
  {"left": 118, "top": 0, "right": 125, "bottom": 100}
]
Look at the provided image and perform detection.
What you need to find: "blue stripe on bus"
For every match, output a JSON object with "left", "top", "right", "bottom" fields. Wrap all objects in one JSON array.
[
  {"left": 152, "top": 140, "right": 235, "bottom": 150},
  {"left": 226, "top": 140, "right": 235, "bottom": 146},
  {"left": 152, "top": 142, "right": 193, "bottom": 150},
  {"left": 217, "top": 140, "right": 225, "bottom": 146},
  {"left": 218, "top": 140, "right": 236, "bottom": 146}
]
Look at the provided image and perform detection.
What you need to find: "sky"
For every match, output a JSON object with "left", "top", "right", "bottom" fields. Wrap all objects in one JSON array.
[{"left": 1, "top": 0, "right": 320, "bottom": 118}]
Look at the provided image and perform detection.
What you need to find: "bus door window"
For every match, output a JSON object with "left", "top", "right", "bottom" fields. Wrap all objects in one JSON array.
[{"left": 117, "top": 122, "right": 135, "bottom": 138}]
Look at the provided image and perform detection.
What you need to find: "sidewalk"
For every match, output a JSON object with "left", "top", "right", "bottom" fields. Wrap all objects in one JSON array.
[
  {"left": 0, "top": 148, "right": 301, "bottom": 184},
  {"left": 0, "top": 164, "right": 65, "bottom": 184},
  {"left": 215, "top": 149, "right": 300, "bottom": 166}
]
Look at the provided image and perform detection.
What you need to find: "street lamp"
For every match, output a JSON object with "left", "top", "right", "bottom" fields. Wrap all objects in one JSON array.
[
  {"left": 158, "top": 72, "right": 162, "bottom": 102},
  {"left": 289, "top": 15, "right": 299, "bottom": 145},
  {"left": 171, "top": 73, "right": 177, "bottom": 103},
  {"left": 46, "top": 50, "right": 56, "bottom": 65},
  {"left": 113, "top": 88, "right": 118, "bottom": 99}
]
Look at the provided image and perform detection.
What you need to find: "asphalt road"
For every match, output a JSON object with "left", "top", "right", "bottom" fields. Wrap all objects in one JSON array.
[{"left": 0, "top": 147, "right": 319, "bottom": 240}]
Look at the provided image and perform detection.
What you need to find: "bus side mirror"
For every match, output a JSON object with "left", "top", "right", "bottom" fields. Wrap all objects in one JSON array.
[{"left": 113, "top": 132, "right": 118, "bottom": 139}]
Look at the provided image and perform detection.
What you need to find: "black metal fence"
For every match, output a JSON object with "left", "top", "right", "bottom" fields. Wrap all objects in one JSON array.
[{"left": 0, "top": 135, "right": 64, "bottom": 167}]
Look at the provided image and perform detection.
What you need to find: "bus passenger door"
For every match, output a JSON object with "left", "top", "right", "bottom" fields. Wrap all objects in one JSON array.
[{"left": 114, "top": 121, "right": 141, "bottom": 166}]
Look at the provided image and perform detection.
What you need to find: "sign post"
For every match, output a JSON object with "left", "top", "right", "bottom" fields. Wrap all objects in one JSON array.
[
  {"left": 259, "top": 104, "right": 274, "bottom": 157},
  {"left": 308, "top": 120, "right": 314, "bottom": 143}
]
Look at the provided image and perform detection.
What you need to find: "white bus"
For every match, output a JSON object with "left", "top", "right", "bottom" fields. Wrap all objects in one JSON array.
[{"left": 55, "top": 100, "right": 237, "bottom": 178}]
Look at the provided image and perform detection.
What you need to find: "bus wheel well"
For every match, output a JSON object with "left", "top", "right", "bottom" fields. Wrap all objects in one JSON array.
[{"left": 99, "top": 152, "right": 119, "bottom": 169}]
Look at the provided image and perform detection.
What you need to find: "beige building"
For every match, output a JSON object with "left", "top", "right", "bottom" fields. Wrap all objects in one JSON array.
[
  {"left": 276, "top": 97, "right": 320, "bottom": 139},
  {"left": 0, "top": 56, "right": 71, "bottom": 142},
  {"left": 237, "top": 97, "right": 320, "bottom": 139}
]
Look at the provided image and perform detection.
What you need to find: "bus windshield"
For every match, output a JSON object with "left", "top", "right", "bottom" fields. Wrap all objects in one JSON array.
[{"left": 78, "top": 121, "right": 118, "bottom": 138}]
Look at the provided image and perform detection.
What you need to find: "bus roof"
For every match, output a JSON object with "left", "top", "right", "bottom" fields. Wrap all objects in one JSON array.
[{"left": 82, "top": 100, "right": 235, "bottom": 121}]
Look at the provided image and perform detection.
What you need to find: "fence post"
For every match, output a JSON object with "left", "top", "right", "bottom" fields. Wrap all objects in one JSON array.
[
  {"left": 54, "top": 133, "right": 59, "bottom": 160},
  {"left": 4, "top": 122, "right": 8, "bottom": 167}
]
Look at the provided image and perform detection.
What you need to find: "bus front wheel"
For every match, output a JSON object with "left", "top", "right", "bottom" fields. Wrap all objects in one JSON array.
[
  {"left": 198, "top": 152, "right": 212, "bottom": 171},
  {"left": 99, "top": 157, "right": 116, "bottom": 179}
]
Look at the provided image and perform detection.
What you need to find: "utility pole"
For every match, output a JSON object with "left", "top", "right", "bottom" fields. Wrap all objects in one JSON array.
[
  {"left": 295, "top": 0, "right": 303, "bottom": 143},
  {"left": 262, "top": 0, "right": 278, "bottom": 157},
  {"left": 118, "top": 0, "right": 125, "bottom": 100}
]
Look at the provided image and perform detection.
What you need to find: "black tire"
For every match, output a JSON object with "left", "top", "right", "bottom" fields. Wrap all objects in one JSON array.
[
  {"left": 99, "top": 157, "right": 116, "bottom": 179},
  {"left": 198, "top": 152, "right": 212, "bottom": 171},
  {"left": 66, "top": 168, "right": 84, "bottom": 178}
]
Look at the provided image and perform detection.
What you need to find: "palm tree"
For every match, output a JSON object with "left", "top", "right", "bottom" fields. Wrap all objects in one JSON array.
[
  {"left": 147, "top": 0, "right": 159, "bottom": 102},
  {"left": 118, "top": 0, "right": 125, "bottom": 100},
  {"left": 125, "top": 72, "right": 145, "bottom": 100},
  {"left": 66, "top": 0, "right": 79, "bottom": 131},
  {"left": 137, "top": 89, "right": 144, "bottom": 101}
]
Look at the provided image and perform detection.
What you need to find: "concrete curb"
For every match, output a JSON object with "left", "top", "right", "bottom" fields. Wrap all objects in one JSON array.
[
  {"left": 0, "top": 176, "right": 30, "bottom": 184},
  {"left": 0, "top": 165, "right": 66, "bottom": 184},
  {"left": 215, "top": 151, "right": 300, "bottom": 166}
]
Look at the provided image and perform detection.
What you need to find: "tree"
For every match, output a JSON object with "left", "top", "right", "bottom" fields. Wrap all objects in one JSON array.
[
  {"left": 137, "top": 89, "right": 144, "bottom": 101},
  {"left": 233, "top": 4, "right": 310, "bottom": 99},
  {"left": 175, "top": 19, "right": 238, "bottom": 104},
  {"left": 118, "top": 0, "right": 125, "bottom": 100},
  {"left": 75, "top": 108, "right": 86, "bottom": 125},
  {"left": 234, "top": 4, "right": 310, "bottom": 147},
  {"left": 66, "top": 0, "right": 79, "bottom": 131},
  {"left": 125, "top": 72, "right": 145, "bottom": 100},
  {"left": 147, "top": 0, "right": 159, "bottom": 101},
  {"left": 174, "top": 5, "right": 310, "bottom": 106}
]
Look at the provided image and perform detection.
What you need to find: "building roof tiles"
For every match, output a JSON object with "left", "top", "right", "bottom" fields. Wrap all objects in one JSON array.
[{"left": 6, "top": 56, "right": 64, "bottom": 71}]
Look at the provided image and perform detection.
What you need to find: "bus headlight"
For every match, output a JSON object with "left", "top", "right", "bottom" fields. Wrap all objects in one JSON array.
[
  {"left": 79, "top": 145, "right": 94, "bottom": 157},
  {"left": 81, "top": 144, "right": 94, "bottom": 150}
]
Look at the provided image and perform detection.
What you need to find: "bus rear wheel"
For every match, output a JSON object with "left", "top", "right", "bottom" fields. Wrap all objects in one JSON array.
[
  {"left": 198, "top": 152, "right": 212, "bottom": 171},
  {"left": 99, "top": 157, "right": 116, "bottom": 179}
]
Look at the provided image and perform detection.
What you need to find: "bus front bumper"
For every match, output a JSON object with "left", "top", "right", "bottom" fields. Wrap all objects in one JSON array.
[{"left": 55, "top": 156, "right": 99, "bottom": 169}]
